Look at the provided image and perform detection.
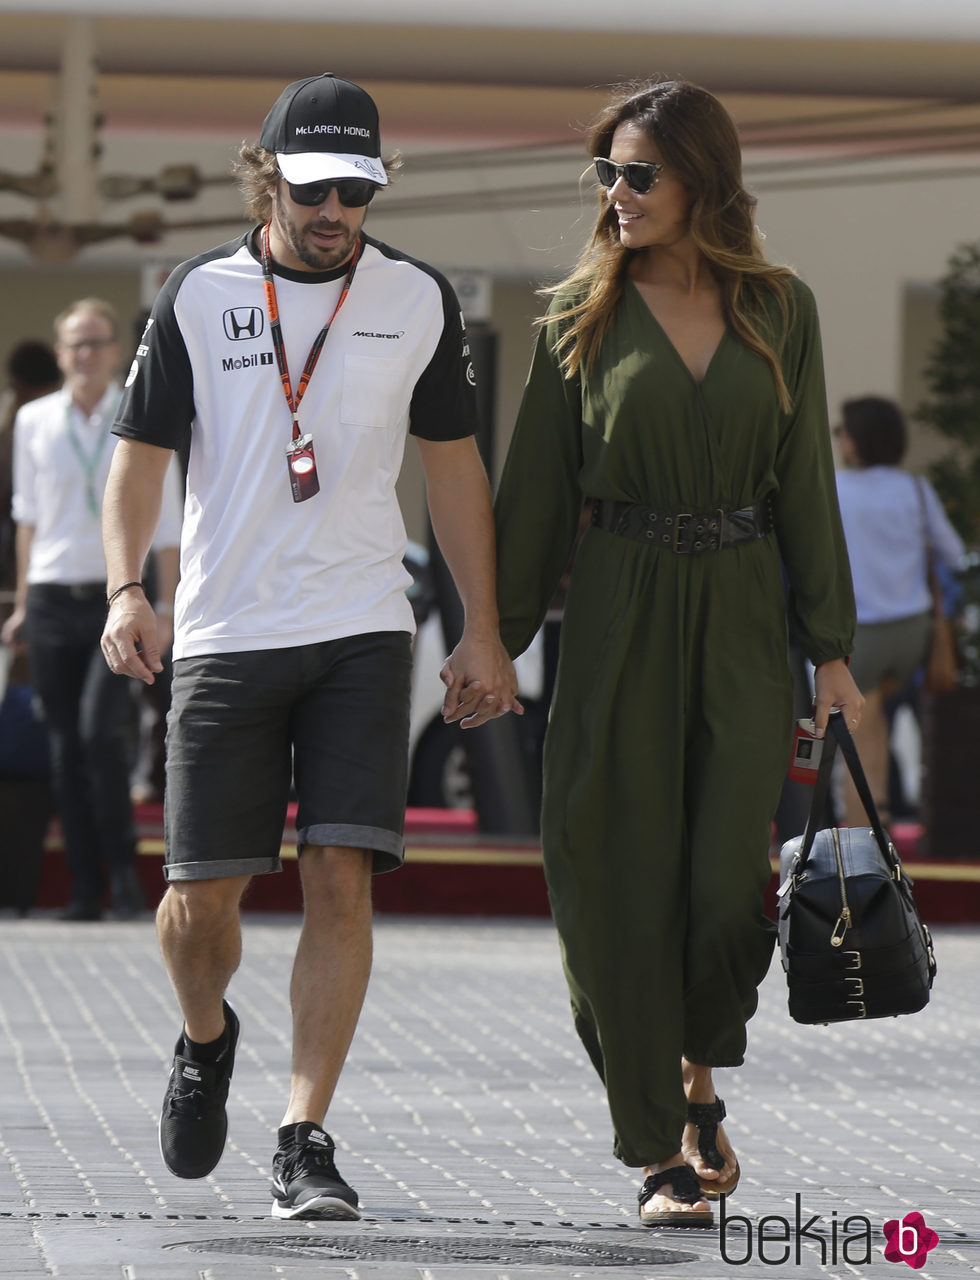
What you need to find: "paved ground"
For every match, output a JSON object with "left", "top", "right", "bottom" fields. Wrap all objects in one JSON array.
[{"left": 0, "top": 912, "right": 977, "bottom": 1280}]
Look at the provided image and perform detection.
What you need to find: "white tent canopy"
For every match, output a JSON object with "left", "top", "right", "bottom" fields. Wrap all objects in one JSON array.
[{"left": 6, "top": 0, "right": 980, "bottom": 40}]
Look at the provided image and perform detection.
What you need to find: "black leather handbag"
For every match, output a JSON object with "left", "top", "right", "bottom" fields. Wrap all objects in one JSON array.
[{"left": 777, "top": 710, "right": 936, "bottom": 1024}]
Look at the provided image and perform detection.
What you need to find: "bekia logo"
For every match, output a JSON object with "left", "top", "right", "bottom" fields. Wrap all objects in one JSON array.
[
  {"left": 720, "top": 1195, "right": 873, "bottom": 1267},
  {"left": 718, "top": 1198, "right": 939, "bottom": 1269},
  {"left": 883, "top": 1212, "right": 939, "bottom": 1268},
  {"left": 223, "top": 307, "right": 265, "bottom": 341}
]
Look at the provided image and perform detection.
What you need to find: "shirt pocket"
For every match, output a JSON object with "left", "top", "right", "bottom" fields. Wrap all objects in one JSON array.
[{"left": 340, "top": 354, "right": 409, "bottom": 429}]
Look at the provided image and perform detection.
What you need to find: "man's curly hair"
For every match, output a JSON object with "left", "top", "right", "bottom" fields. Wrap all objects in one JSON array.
[{"left": 234, "top": 143, "right": 280, "bottom": 223}]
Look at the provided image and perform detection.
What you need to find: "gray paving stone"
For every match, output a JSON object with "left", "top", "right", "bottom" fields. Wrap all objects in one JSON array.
[{"left": 0, "top": 915, "right": 977, "bottom": 1277}]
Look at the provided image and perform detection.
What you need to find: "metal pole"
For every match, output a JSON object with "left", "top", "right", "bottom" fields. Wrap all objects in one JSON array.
[{"left": 56, "top": 17, "right": 100, "bottom": 224}]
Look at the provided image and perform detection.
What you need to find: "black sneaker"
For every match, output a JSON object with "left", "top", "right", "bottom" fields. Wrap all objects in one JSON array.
[
  {"left": 159, "top": 1002, "right": 239, "bottom": 1179},
  {"left": 271, "top": 1123, "right": 360, "bottom": 1220}
]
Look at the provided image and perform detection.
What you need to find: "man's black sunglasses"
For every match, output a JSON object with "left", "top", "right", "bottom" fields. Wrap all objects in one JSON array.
[
  {"left": 281, "top": 175, "right": 379, "bottom": 208},
  {"left": 593, "top": 158, "right": 664, "bottom": 195}
]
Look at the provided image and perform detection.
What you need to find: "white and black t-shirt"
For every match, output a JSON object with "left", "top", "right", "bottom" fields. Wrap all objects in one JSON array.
[{"left": 115, "top": 229, "right": 478, "bottom": 660}]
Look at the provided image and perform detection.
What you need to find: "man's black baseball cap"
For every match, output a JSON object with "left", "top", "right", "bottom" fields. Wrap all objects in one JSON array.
[{"left": 260, "top": 73, "right": 387, "bottom": 187}]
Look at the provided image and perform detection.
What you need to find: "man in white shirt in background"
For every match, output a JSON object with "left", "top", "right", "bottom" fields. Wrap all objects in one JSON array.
[{"left": 2, "top": 298, "right": 181, "bottom": 920}]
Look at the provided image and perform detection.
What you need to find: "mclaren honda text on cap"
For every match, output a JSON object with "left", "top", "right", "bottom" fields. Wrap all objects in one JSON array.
[{"left": 260, "top": 72, "right": 388, "bottom": 187}]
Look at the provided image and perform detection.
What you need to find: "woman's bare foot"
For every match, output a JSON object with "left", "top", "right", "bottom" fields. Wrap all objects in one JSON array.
[
  {"left": 638, "top": 1154, "right": 712, "bottom": 1223},
  {"left": 681, "top": 1061, "right": 738, "bottom": 1189}
]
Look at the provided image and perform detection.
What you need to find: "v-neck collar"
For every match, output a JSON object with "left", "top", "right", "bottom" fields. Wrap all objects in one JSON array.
[{"left": 626, "top": 278, "right": 728, "bottom": 388}]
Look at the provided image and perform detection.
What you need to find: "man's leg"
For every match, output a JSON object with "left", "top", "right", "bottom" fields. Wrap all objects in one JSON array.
[
  {"left": 156, "top": 875, "right": 251, "bottom": 1179},
  {"left": 270, "top": 844, "right": 372, "bottom": 1221},
  {"left": 282, "top": 845, "right": 374, "bottom": 1125},
  {"left": 270, "top": 631, "right": 411, "bottom": 1220},
  {"left": 157, "top": 876, "right": 252, "bottom": 1043},
  {"left": 157, "top": 647, "right": 295, "bottom": 1181}
]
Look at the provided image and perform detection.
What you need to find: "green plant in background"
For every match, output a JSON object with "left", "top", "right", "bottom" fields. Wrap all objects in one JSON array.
[
  {"left": 954, "top": 557, "right": 980, "bottom": 687},
  {"left": 916, "top": 239, "right": 980, "bottom": 685},
  {"left": 917, "top": 239, "right": 980, "bottom": 544}
]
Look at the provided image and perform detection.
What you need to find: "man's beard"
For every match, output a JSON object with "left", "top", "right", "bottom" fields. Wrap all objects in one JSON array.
[{"left": 281, "top": 214, "right": 357, "bottom": 270}]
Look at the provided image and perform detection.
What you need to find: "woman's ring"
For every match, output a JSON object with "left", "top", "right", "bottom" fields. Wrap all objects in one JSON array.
[{"left": 850, "top": 718, "right": 857, "bottom": 724}]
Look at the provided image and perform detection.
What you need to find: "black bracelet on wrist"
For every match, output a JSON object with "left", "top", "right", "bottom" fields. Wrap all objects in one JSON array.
[{"left": 106, "top": 581, "right": 145, "bottom": 610}]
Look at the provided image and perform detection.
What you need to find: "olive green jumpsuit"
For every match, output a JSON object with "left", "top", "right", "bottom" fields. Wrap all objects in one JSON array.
[{"left": 494, "top": 275, "right": 855, "bottom": 1167}]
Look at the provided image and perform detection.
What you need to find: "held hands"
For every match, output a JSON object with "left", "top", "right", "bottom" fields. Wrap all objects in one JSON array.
[
  {"left": 812, "top": 657, "right": 865, "bottom": 738},
  {"left": 101, "top": 589, "right": 166, "bottom": 686},
  {"left": 440, "top": 629, "right": 525, "bottom": 729}
]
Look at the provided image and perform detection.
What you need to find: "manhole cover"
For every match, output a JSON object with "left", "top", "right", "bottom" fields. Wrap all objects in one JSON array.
[{"left": 172, "top": 1233, "right": 700, "bottom": 1266}]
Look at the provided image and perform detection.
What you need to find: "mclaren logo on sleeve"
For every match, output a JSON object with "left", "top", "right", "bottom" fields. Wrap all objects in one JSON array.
[
  {"left": 223, "top": 307, "right": 265, "bottom": 341},
  {"left": 460, "top": 315, "right": 476, "bottom": 386},
  {"left": 124, "top": 318, "right": 154, "bottom": 388}
]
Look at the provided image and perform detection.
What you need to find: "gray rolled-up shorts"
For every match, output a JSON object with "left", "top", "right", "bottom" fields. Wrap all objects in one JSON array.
[
  {"left": 163, "top": 630, "right": 413, "bottom": 881},
  {"left": 848, "top": 611, "right": 932, "bottom": 694}
]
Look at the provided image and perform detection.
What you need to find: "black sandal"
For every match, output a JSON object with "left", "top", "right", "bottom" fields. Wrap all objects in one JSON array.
[
  {"left": 686, "top": 1097, "right": 740, "bottom": 1198},
  {"left": 638, "top": 1164, "right": 713, "bottom": 1227}
]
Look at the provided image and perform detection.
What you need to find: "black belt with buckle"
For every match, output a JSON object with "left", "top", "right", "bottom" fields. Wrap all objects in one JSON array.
[{"left": 590, "top": 498, "right": 773, "bottom": 553}]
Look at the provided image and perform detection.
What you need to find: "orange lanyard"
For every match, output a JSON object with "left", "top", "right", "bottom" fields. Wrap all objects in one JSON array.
[{"left": 260, "top": 223, "right": 363, "bottom": 439}]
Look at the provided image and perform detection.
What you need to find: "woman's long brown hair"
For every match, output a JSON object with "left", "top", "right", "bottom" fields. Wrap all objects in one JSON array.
[{"left": 546, "top": 80, "right": 796, "bottom": 411}]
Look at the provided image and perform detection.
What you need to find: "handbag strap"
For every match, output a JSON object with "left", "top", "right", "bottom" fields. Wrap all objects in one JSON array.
[
  {"left": 914, "top": 476, "right": 934, "bottom": 560},
  {"left": 796, "top": 709, "right": 899, "bottom": 873},
  {"left": 914, "top": 477, "right": 944, "bottom": 614}
]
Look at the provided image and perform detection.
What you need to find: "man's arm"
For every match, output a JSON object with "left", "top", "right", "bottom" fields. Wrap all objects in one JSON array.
[
  {"left": 0, "top": 522, "right": 34, "bottom": 647},
  {"left": 100, "top": 437, "right": 174, "bottom": 685},
  {"left": 416, "top": 435, "right": 522, "bottom": 728}
]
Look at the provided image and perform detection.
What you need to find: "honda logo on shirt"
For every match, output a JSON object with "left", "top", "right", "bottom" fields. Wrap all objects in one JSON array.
[{"left": 223, "top": 307, "right": 265, "bottom": 341}]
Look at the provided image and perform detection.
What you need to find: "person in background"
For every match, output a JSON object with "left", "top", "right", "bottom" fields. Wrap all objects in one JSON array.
[
  {"left": 835, "top": 395, "right": 965, "bottom": 827},
  {"left": 494, "top": 79, "right": 863, "bottom": 1228},
  {"left": 0, "top": 339, "right": 63, "bottom": 917},
  {"left": 0, "top": 340, "right": 62, "bottom": 601},
  {"left": 1, "top": 299, "right": 181, "bottom": 920}
]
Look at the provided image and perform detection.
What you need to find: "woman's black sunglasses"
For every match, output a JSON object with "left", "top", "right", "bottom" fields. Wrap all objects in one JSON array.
[
  {"left": 593, "top": 158, "right": 663, "bottom": 195},
  {"left": 281, "top": 175, "right": 379, "bottom": 208}
]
